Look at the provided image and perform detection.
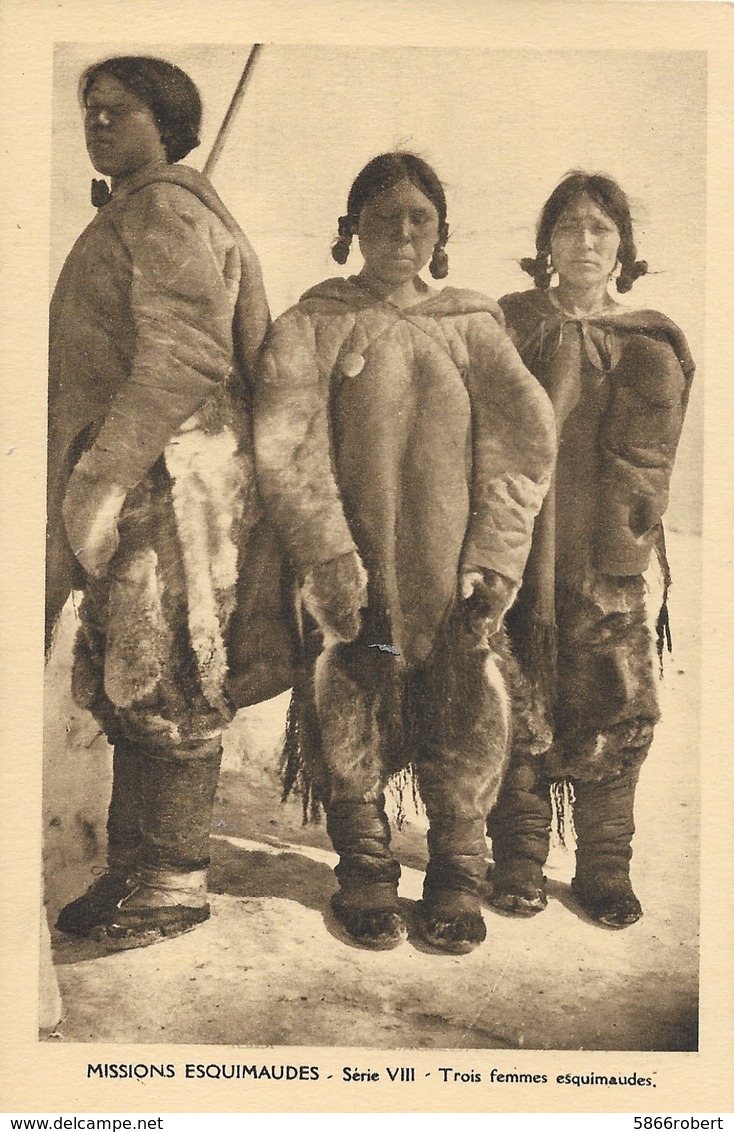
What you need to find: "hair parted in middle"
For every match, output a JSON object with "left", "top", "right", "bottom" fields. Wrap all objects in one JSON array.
[
  {"left": 520, "top": 170, "right": 649, "bottom": 294},
  {"left": 331, "top": 151, "right": 450, "bottom": 278},
  {"left": 80, "top": 55, "right": 203, "bottom": 164}
]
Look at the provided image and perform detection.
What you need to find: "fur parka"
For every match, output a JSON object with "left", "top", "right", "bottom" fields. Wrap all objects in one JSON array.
[
  {"left": 47, "top": 164, "right": 286, "bottom": 727},
  {"left": 255, "top": 277, "right": 557, "bottom": 665},
  {"left": 498, "top": 287, "right": 695, "bottom": 727}
]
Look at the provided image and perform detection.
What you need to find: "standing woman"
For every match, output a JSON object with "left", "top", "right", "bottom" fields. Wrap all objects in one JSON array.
[
  {"left": 254, "top": 152, "right": 556, "bottom": 953},
  {"left": 487, "top": 172, "right": 694, "bottom": 928},
  {"left": 48, "top": 56, "right": 270, "bottom": 947}
]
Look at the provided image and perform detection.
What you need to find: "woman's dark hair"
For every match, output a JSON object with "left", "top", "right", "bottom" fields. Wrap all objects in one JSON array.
[
  {"left": 521, "top": 171, "right": 648, "bottom": 293},
  {"left": 331, "top": 151, "right": 450, "bottom": 276},
  {"left": 80, "top": 55, "right": 202, "bottom": 163}
]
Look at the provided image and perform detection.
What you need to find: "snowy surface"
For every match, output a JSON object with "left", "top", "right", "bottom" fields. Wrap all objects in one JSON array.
[{"left": 42, "top": 532, "right": 700, "bottom": 1050}]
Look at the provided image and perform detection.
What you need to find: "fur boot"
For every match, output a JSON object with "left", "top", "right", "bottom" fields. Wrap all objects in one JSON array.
[
  {"left": 56, "top": 741, "right": 143, "bottom": 936},
  {"left": 95, "top": 741, "right": 222, "bottom": 948},
  {"left": 326, "top": 798, "right": 406, "bottom": 950},
  {"left": 486, "top": 753, "right": 551, "bottom": 916},
  {"left": 409, "top": 623, "right": 511, "bottom": 954},
  {"left": 417, "top": 817, "right": 489, "bottom": 954},
  {"left": 571, "top": 768, "right": 643, "bottom": 928}
]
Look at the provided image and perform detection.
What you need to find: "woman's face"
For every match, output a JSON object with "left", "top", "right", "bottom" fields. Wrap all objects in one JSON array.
[
  {"left": 355, "top": 179, "right": 440, "bottom": 288},
  {"left": 550, "top": 193, "right": 621, "bottom": 290},
  {"left": 84, "top": 74, "right": 167, "bottom": 181}
]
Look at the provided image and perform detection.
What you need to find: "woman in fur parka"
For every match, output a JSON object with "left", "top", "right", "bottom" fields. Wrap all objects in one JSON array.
[
  {"left": 48, "top": 56, "right": 271, "bottom": 948},
  {"left": 254, "top": 153, "right": 556, "bottom": 953},
  {"left": 486, "top": 172, "right": 695, "bottom": 929}
]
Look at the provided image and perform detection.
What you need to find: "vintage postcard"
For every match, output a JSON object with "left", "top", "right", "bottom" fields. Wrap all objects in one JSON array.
[{"left": 1, "top": 0, "right": 732, "bottom": 1119}]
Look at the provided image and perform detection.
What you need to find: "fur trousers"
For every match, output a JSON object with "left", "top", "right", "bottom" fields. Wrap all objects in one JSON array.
[
  {"left": 507, "top": 573, "right": 660, "bottom": 786},
  {"left": 544, "top": 574, "right": 659, "bottom": 783},
  {"left": 489, "top": 574, "right": 659, "bottom": 870},
  {"left": 71, "top": 439, "right": 247, "bottom": 749},
  {"left": 295, "top": 603, "right": 514, "bottom": 839}
]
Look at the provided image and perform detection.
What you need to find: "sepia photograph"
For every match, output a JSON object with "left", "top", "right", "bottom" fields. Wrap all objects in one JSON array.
[{"left": 1, "top": 0, "right": 732, "bottom": 1119}]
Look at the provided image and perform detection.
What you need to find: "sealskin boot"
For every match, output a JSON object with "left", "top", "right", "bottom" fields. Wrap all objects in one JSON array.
[
  {"left": 571, "top": 770, "right": 643, "bottom": 929},
  {"left": 99, "top": 867, "right": 211, "bottom": 947},
  {"left": 416, "top": 819, "right": 488, "bottom": 954},
  {"left": 55, "top": 868, "right": 134, "bottom": 937},
  {"left": 486, "top": 754, "right": 551, "bottom": 916},
  {"left": 326, "top": 798, "right": 406, "bottom": 950},
  {"left": 56, "top": 741, "right": 143, "bottom": 936},
  {"left": 94, "top": 743, "right": 222, "bottom": 949}
]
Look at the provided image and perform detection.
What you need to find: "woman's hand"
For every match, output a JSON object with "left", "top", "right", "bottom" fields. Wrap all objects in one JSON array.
[
  {"left": 62, "top": 455, "right": 127, "bottom": 579},
  {"left": 629, "top": 497, "right": 659, "bottom": 537},
  {"left": 301, "top": 550, "right": 368, "bottom": 644},
  {"left": 460, "top": 568, "right": 518, "bottom": 638}
]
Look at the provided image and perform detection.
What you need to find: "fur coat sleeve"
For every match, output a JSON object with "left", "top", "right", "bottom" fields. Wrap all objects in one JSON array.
[
  {"left": 594, "top": 328, "right": 692, "bottom": 574},
  {"left": 459, "top": 312, "right": 556, "bottom": 584},
  {"left": 254, "top": 307, "right": 359, "bottom": 579},
  {"left": 75, "top": 182, "right": 241, "bottom": 492}
]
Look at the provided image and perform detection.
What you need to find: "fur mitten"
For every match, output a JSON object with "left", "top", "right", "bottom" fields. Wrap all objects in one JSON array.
[
  {"left": 460, "top": 568, "right": 518, "bottom": 637},
  {"left": 62, "top": 451, "right": 127, "bottom": 578},
  {"left": 301, "top": 550, "right": 368, "bottom": 643}
]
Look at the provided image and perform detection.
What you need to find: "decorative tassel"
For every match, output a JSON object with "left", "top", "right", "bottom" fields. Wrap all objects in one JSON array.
[
  {"left": 386, "top": 765, "right": 424, "bottom": 831},
  {"left": 280, "top": 666, "right": 324, "bottom": 825},
  {"left": 550, "top": 778, "right": 576, "bottom": 849},
  {"left": 653, "top": 523, "right": 674, "bottom": 679},
  {"left": 655, "top": 585, "right": 672, "bottom": 678}
]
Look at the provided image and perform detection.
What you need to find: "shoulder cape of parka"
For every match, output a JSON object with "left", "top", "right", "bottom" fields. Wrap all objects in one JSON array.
[
  {"left": 255, "top": 276, "right": 557, "bottom": 665},
  {"left": 499, "top": 287, "right": 695, "bottom": 576},
  {"left": 47, "top": 164, "right": 294, "bottom": 709}
]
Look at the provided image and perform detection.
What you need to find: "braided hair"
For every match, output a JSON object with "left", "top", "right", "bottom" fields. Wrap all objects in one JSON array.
[
  {"left": 521, "top": 171, "right": 648, "bottom": 293},
  {"left": 331, "top": 151, "right": 450, "bottom": 273}
]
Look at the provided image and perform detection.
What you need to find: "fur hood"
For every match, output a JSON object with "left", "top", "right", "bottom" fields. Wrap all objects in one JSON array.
[{"left": 299, "top": 276, "right": 506, "bottom": 320}]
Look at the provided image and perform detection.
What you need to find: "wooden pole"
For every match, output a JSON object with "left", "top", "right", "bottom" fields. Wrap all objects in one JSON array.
[{"left": 203, "top": 44, "right": 263, "bottom": 179}]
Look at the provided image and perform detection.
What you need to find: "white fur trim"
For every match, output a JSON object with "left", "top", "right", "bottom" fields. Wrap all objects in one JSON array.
[{"left": 165, "top": 420, "right": 249, "bottom": 710}]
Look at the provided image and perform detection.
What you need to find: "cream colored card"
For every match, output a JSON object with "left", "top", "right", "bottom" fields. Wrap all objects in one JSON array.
[{"left": 1, "top": 0, "right": 732, "bottom": 1117}]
